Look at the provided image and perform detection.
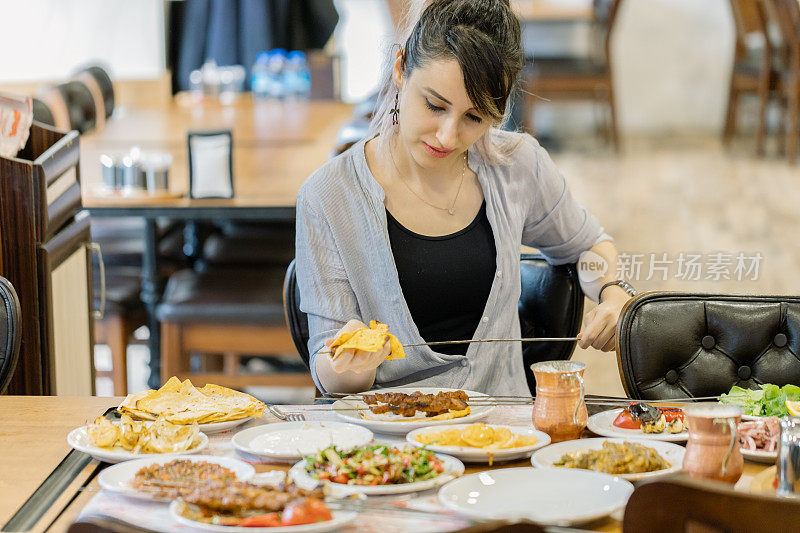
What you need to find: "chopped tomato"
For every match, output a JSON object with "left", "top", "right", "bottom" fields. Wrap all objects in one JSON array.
[
  {"left": 316, "top": 471, "right": 331, "bottom": 480},
  {"left": 431, "top": 460, "right": 444, "bottom": 473},
  {"left": 281, "top": 499, "right": 333, "bottom": 525},
  {"left": 381, "top": 472, "right": 391, "bottom": 484},
  {"left": 613, "top": 406, "right": 685, "bottom": 429},
  {"left": 613, "top": 410, "right": 640, "bottom": 429},
  {"left": 661, "top": 408, "right": 685, "bottom": 423},
  {"left": 332, "top": 473, "right": 349, "bottom": 484},
  {"left": 234, "top": 513, "right": 281, "bottom": 527}
]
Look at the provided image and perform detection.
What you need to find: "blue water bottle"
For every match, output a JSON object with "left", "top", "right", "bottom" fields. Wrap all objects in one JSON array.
[
  {"left": 285, "top": 51, "right": 312, "bottom": 99},
  {"left": 251, "top": 51, "right": 271, "bottom": 98},
  {"left": 267, "top": 49, "right": 287, "bottom": 99}
]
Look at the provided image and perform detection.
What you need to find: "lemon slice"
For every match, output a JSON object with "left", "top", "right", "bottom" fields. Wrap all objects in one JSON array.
[{"left": 786, "top": 400, "right": 800, "bottom": 416}]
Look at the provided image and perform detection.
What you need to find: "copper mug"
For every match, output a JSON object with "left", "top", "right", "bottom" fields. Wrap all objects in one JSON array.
[
  {"left": 531, "top": 361, "right": 587, "bottom": 443},
  {"left": 682, "top": 404, "right": 744, "bottom": 484}
]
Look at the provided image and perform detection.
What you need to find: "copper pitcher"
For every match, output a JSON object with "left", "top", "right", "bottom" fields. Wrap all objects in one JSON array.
[
  {"left": 531, "top": 361, "right": 587, "bottom": 443},
  {"left": 682, "top": 404, "right": 743, "bottom": 484}
]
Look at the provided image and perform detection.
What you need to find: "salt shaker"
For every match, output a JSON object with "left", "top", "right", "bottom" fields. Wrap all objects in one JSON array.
[
  {"left": 140, "top": 152, "right": 172, "bottom": 194},
  {"left": 778, "top": 417, "right": 800, "bottom": 497}
]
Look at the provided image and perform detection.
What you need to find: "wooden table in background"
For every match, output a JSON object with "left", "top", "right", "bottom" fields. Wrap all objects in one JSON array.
[
  {"left": 81, "top": 95, "right": 354, "bottom": 209},
  {"left": 1, "top": 397, "right": 775, "bottom": 533},
  {"left": 511, "top": 0, "right": 593, "bottom": 22},
  {"left": 80, "top": 95, "right": 354, "bottom": 388}
]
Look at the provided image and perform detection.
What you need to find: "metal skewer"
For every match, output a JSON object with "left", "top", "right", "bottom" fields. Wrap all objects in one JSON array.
[
  {"left": 321, "top": 392, "right": 721, "bottom": 403},
  {"left": 403, "top": 336, "right": 581, "bottom": 347}
]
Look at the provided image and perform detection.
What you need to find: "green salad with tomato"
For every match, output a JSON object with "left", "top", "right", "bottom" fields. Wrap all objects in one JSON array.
[
  {"left": 304, "top": 445, "right": 445, "bottom": 486},
  {"left": 719, "top": 383, "right": 800, "bottom": 417}
]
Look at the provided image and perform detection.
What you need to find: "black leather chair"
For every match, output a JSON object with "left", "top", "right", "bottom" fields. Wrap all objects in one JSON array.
[
  {"left": 0, "top": 276, "right": 22, "bottom": 394},
  {"left": 201, "top": 221, "right": 295, "bottom": 270},
  {"left": 75, "top": 65, "right": 115, "bottom": 120},
  {"left": 616, "top": 292, "right": 800, "bottom": 400},
  {"left": 283, "top": 253, "right": 584, "bottom": 394}
]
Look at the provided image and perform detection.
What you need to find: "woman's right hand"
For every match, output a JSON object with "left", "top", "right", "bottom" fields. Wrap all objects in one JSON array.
[{"left": 324, "top": 319, "right": 391, "bottom": 374}]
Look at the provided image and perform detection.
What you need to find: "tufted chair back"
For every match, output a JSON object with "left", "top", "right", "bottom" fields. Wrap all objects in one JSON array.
[
  {"left": 284, "top": 254, "right": 584, "bottom": 395},
  {"left": 616, "top": 292, "right": 800, "bottom": 399},
  {"left": 0, "top": 276, "right": 22, "bottom": 394}
]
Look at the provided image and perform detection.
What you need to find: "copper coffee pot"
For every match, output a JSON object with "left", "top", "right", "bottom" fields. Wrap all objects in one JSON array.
[
  {"left": 531, "top": 360, "right": 587, "bottom": 443},
  {"left": 682, "top": 404, "right": 743, "bottom": 484}
]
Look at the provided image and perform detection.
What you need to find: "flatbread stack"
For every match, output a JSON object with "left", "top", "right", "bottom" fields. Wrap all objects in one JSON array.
[
  {"left": 118, "top": 377, "right": 265, "bottom": 424},
  {"left": 329, "top": 320, "right": 406, "bottom": 361}
]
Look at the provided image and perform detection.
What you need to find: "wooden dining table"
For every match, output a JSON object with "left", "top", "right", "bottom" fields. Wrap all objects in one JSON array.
[
  {"left": 79, "top": 95, "right": 354, "bottom": 388},
  {"left": 0, "top": 396, "right": 775, "bottom": 533}
]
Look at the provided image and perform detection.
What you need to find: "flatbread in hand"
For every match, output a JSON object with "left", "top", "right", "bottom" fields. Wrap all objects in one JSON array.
[{"left": 329, "top": 320, "right": 406, "bottom": 361}]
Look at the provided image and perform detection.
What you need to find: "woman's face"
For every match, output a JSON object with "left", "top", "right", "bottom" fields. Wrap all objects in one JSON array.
[{"left": 392, "top": 56, "right": 492, "bottom": 169}]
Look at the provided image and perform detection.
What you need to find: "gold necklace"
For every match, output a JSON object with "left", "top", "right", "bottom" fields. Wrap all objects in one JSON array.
[{"left": 394, "top": 153, "right": 468, "bottom": 216}]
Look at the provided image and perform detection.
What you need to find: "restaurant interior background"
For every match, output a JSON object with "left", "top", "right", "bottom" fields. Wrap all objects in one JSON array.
[{"left": 1, "top": 0, "right": 798, "bottom": 401}]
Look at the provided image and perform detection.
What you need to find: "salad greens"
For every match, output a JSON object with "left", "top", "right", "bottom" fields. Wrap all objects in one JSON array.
[
  {"left": 719, "top": 383, "right": 800, "bottom": 417},
  {"left": 304, "top": 445, "right": 445, "bottom": 485}
]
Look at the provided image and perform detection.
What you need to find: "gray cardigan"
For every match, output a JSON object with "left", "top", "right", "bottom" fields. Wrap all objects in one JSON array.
[{"left": 295, "top": 131, "right": 609, "bottom": 396}]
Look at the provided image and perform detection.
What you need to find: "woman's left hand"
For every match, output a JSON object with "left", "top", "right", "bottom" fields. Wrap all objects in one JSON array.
[{"left": 578, "top": 287, "right": 630, "bottom": 352}]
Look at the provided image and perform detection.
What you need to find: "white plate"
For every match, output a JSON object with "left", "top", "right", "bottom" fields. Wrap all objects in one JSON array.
[
  {"left": 741, "top": 413, "right": 773, "bottom": 421},
  {"left": 169, "top": 500, "right": 356, "bottom": 532},
  {"left": 67, "top": 426, "right": 208, "bottom": 464},
  {"left": 332, "top": 387, "right": 494, "bottom": 435},
  {"left": 587, "top": 408, "right": 688, "bottom": 442},
  {"left": 232, "top": 422, "right": 373, "bottom": 461},
  {"left": 288, "top": 451, "right": 465, "bottom": 496},
  {"left": 197, "top": 417, "right": 254, "bottom": 434},
  {"left": 741, "top": 447, "right": 778, "bottom": 463},
  {"left": 438, "top": 467, "right": 633, "bottom": 526},
  {"left": 97, "top": 454, "right": 255, "bottom": 502},
  {"left": 405, "top": 424, "right": 550, "bottom": 463},
  {"left": 530, "top": 437, "right": 685, "bottom": 481}
]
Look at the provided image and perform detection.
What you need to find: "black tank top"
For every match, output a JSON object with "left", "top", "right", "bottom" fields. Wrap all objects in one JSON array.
[{"left": 386, "top": 202, "right": 497, "bottom": 355}]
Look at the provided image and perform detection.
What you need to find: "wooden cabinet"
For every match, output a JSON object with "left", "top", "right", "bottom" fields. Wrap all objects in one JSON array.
[{"left": 0, "top": 122, "right": 94, "bottom": 395}]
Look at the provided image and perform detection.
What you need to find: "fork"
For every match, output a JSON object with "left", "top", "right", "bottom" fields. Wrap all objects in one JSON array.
[{"left": 267, "top": 405, "right": 306, "bottom": 421}]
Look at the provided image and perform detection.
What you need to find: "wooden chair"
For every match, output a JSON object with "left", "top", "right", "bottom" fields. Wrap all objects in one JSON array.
[
  {"left": 523, "top": 0, "right": 623, "bottom": 150},
  {"left": 92, "top": 267, "right": 147, "bottom": 396},
  {"left": 623, "top": 474, "right": 800, "bottom": 532},
  {"left": 90, "top": 218, "right": 185, "bottom": 395},
  {"left": 723, "top": 0, "right": 782, "bottom": 155},
  {"left": 156, "top": 267, "right": 314, "bottom": 389},
  {"left": 767, "top": 0, "right": 800, "bottom": 162},
  {"left": 72, "top": 65, "right": 115, "bottom": 132}
]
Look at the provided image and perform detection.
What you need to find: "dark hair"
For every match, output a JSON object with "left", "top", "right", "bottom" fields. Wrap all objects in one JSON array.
[
  {"left": 401, "top": 0, "right": 523, "bottom": 123},
  {"left": 368, "top": 0, "right": 524, "bottom": 162}
]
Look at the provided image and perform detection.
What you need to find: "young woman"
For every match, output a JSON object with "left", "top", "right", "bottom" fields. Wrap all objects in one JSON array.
[{"left": 296, "top": 0, "right": 631, "bottom": 395}]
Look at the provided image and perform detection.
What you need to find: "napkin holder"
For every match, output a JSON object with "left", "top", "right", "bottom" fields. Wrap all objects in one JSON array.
[{"left": 187, "top": 129, "right": 234, "bottom": 199}]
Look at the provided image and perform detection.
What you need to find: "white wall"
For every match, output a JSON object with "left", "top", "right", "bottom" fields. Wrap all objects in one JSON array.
[
  {"left": 0, "top": 0, "right": 166, "bottom": 82},
  {"left": 613, "top": 0, "right": 735, "bottom": 134},
  {"left": 333, "top": 0, "right": 395, "bottom": 102}
]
